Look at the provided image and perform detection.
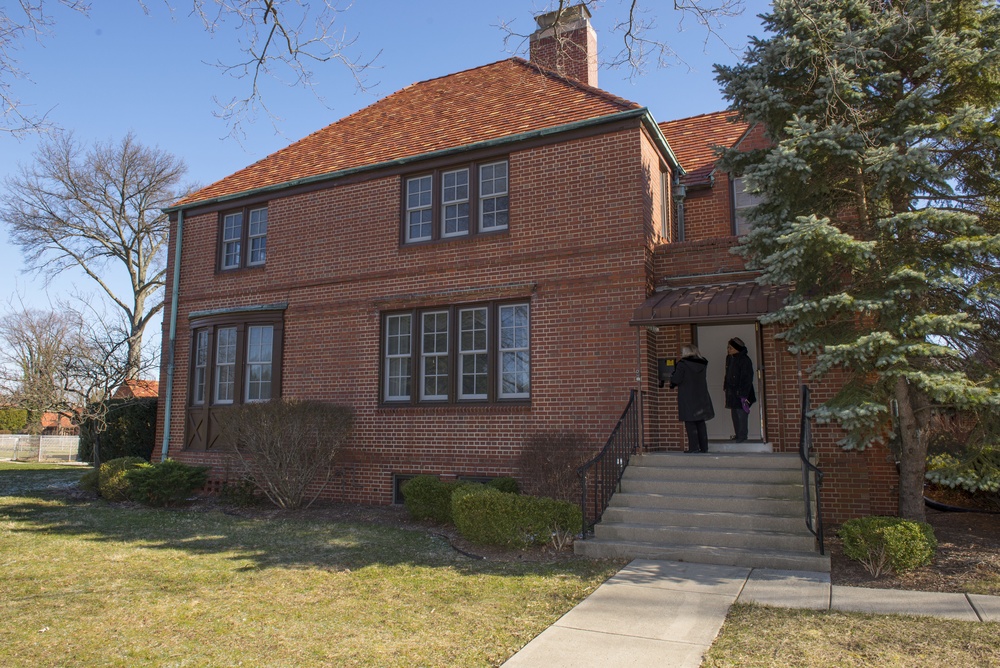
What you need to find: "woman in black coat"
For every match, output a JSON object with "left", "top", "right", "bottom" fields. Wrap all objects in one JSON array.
[
  {"left": 669, "top": 344, "right": 715, "bottom": 453},
  {"left": 723, "top": 337, "right": 755, "bottom": 442}
]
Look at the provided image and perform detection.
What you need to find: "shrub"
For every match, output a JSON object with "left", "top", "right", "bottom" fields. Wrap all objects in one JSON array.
[
  {"left": 926, "top": 446, "right": 1000, "bottom": 494},
  {"left": 486, "top": 476, "right": 520, "bottom": 495},
  {"left": 401, "top": 475, "right": 459, "bottom": 523},
  {"left": 0, "top": 407, "right": 28, "bottom": 433},
  {"left": 839, "top": 516, "right": 937, "bottom": 577},
  {"left": 124, "top": 459, "right": 210, "bottom": 507},
  {"left": 97, "top": 456, "right": 148, "bottom": 501},
  {"left": 220, "top": 478, "right": 261, "bottom": 507},
  {"left": 79, "top": 398, "right": 157, "bottom": 463},
  {"left": 518, "top": 430, "right": 590, "bottom": 503},
  {"left": 218, "top": 399, "right": 354, "bottom": 510},
  {"left": 452, "top": 486, "right": 583, "bottom": 550},
  {"left": 78, "top": 467, "right": 99, "bottom": 493}
]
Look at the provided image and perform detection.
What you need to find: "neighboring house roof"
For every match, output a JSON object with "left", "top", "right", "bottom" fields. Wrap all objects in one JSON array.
[
  {"left": 112, "top": 379, "right": 160, "bottom": 400},
  {"left": 174, "top": 58, "right": 642, "bottom": 209},
  {"left": 40, "top": 412, "right": 76, "bottom": 431},
  {"left": 658, "top": 111, "right": 749, "bottom": 187}
]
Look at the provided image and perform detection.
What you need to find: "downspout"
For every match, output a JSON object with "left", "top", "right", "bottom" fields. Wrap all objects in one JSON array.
[{"left": 159, "top": 208, "right": 184, "bottom": 461}]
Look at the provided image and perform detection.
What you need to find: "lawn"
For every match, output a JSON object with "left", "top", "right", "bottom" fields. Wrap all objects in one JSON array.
[{"left": 0, "top": 463, "right": 620, "bottom": 667}]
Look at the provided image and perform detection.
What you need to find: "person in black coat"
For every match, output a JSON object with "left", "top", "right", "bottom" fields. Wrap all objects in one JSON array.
[
  {"left": 669, "top": 344, "right": 715, "bottom": 453},
  {"left": 723, "top": 337, "right": 755, "bottom": 442}
]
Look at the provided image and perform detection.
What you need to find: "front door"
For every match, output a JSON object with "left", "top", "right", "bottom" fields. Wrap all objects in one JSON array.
[{"left": 696, "top": 323, "right": 762, "bottom": 442}]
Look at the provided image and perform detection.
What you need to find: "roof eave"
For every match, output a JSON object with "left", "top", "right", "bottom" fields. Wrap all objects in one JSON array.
[{"left": 165, "top": 107, "right": 666, "bottom": 214}]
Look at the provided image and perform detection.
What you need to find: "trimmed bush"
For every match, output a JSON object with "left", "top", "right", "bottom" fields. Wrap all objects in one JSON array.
[
  {"left": 97, "top": 456, "right": 148, "bottom": 501},
  {"left": 518, "top": 430, "right": 589, "bottom": 502},
  {"left": 486, "top": 476, "right": 520, "bottom": 495},
  {"left": 78, "top": 467, "right": 99, "bottom": 493},
  {"left": 220, "top": 479, "right": 261, "bottom": 507},
  {"left": 839, "top": 516, "right": 937, "bottom": 576},
  {"left": 401, "top": 475, "right": 459, "bottom": 523},
  {"left": 0, "top": 407, "right": 28, "bottom": 433},
  {"left": 79, "top": 398, "right": 157, "bottom": 463},
  {"left": 125, "top": 459, "right": 210, "bottom": 507},
  {"left": 452, "top": 486, "right": 583, "bottom": 549}
]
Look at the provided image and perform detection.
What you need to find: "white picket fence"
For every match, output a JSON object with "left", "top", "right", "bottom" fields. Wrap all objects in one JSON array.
[{"left": 0, "top": 435, "right": 81, "bottom": 463}]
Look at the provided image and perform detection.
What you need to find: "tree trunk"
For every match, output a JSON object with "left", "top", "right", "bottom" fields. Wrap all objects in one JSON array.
[{"left": 895, "top": 376, "right": 930, "bottom": 521}]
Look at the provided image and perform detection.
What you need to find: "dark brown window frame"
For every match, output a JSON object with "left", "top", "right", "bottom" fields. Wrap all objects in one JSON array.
[
  {"left": 185, "top": 310, "right": 285, "bottom": 451},
  {"left": 379, "top": 299, "right": 531, "bottom": 407},
  {"left": 400, "top": 158, "right": 510, "bottom": 246},
  {"left": 218, "top": 204, "right": 269, "bottom": 272}
]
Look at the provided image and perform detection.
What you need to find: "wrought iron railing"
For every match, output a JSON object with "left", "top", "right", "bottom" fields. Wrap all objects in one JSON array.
[
  {"left": 577, "top": 389, "right": 642, "bottom": 538},
  {"left": 798, "top": 384, "right": 825, "bottom": 555}
]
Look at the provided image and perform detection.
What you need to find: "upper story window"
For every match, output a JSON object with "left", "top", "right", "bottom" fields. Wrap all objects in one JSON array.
[
  {"left": 403, "top": 159, "right": 509, "bottom": 244},
  {"left": 382, "top": 300, "right": 530, "bottom": 405},
  {"left": 732, "top": 176, "right": 763, "bottom": 237},
  {"left": 220, "top": 205, "right": 268, "bottom": 270}
]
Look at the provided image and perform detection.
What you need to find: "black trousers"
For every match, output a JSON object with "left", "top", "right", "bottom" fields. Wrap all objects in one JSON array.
[
  {"left": 684, "top": 420, "right": 708, "bottom": 452},
  {"left": 731, "top": 407, "right": 749, "bottom": 441}
]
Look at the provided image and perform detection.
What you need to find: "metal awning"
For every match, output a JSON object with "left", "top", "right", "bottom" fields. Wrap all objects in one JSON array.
[{"left": 630, "top": 282, "right": 790, "bottom": 326}]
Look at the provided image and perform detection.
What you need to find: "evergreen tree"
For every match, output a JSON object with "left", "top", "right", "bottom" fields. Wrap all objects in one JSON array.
[{"left": 716, "top": 0, "right": 1000, "bottom": 520}]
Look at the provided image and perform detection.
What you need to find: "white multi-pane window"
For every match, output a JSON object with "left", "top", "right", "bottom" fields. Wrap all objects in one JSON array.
[
  {"left": 214, "top": 327, "right": 237, "bottom": 404},
  {"left": 245, "top": 325, "right": 273, "bottom": 402},
  {"left": 192, "top": 330, "right": 209, "bottom": 405},
  {"left": 499, "top": 304, "right": 530, "bottom": 399},
  {"left": 458, "top": 307, "right": 488, "bottom": 400},
  {"left": 442, "top": 169, "right": 469, "bottom": 237},
  {"left": 421, "top": 311, "right": 449, "bottom": 400},
  {"left": 385, "top": 314, "right": 412, "bottom": 401},
  {"left": 222, "top": 213, "right": 243, "bottom": 269},
  {"left": 406, "top": 176, "right": 433, "bottom": 242},
  {"left": 248, "top": 208, "right": 268, "bottom": 266},
  {"left": 479, "top": 161, "right": 509, "bottom": 231},
  {"left": 733, "top": 175, "right": 763, "bottom": 237}
]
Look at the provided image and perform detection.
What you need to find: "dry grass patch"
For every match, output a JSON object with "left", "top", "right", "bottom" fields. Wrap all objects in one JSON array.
[{"left": 705, "top": 603, "right": 1000, "bottom": 668}]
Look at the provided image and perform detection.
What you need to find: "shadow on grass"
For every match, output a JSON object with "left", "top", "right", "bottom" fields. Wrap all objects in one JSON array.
[{"left": 0, "top": 468, "right": 610, "bottom": 579}]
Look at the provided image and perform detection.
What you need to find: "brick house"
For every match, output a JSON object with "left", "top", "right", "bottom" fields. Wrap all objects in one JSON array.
[{"left": 157, "top": 5, "right": 897, "bottom": 525}]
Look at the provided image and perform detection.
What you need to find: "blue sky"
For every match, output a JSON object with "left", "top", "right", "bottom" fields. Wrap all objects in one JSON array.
[{"left": 0, "top": 1, "right": 768, "bottom": 355}]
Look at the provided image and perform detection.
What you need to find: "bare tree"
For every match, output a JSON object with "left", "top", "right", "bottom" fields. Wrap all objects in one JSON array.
[
  {"left": 500, "top": 0, "right": 745, "bottom": 78},
  {"left": 0, "top": 303, "right": 78, "bottom": 433},
  {"left": 0, "top": 1, "right": 374, "bottom": 137},
  {"left": 0, "top": 130, "right": 188, "bottom": 379}
]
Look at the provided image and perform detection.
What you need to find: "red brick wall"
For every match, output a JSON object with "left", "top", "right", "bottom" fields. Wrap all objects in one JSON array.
[{"left": 157, "top": 127, "right": 657, "bottom": 504}]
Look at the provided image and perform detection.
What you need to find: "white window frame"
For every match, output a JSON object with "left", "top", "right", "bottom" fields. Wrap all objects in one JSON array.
[
  {"left": 247, "top": 208, "right": 268, "bottom": 266},
  {"left": 213, "top": 327, "right": 237, "bottom": 404},
  {"left": 245, "top": 325, "right": 274, "bottom": 402},
  {"left": 221, "top": 213, "right": 242, "bottom": 269},
  {"left": 498, "top": 304, "right": 530, "bottom": 399},
  {"left": 458, "top": 307, "right": 488, "bottom": 400},
  {"left": 441, "top": 168, "right": 470, "bottom": 238},
  {"left": 405, "top": 176, "right": 433, "bottom": 242},
  {"left": 479, "top": 161, "right": 509, "bottom": 232},
  {"left": 192, "top": 329, "right": 209, "bottom": 405},
  {"left": 420, "top": 311, "right": 450, "bottom": 400},
  {"left": 385, "top": 314, "right": 413, "bottom": 401}
]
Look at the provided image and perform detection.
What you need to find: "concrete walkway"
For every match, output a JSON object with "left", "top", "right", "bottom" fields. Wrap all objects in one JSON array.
[{"left": 502, "top": 559, "right": 1000, "bottom": 668}]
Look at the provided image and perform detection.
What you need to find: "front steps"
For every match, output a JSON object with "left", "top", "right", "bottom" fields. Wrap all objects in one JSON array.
[{"left": 574, "top": 452, "right": 830, "bottom": 572}]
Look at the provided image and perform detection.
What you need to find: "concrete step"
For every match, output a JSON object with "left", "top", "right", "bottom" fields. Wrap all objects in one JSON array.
[
  {"left": 621, "top": 478, "right": 801, "bottom": 498},
  {"left": 593, "top": 522, "right": 818, "bottom": 553},
  {"left": 633, "top": 452, "right": 801, "bottom": 470},
  {"left": 609, "top": 491, "right": 803, "bottom": 515},
  {"left": 625, "top": 464, "right": 801, "bottom": 485},
  {"left": 575, "top": 538, "right": 831, "bottom": 573},
  {"left": 600, "top": 506, "right": 805, "bottom": 533}
]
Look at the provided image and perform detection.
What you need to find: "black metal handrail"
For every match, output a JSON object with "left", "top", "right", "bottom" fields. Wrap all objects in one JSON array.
[
  {"left": 577, "top": 389, "right": 641, "bottom": 538},
  {"left": 798, "top": 384, "right": 825, "bottom": 555}
]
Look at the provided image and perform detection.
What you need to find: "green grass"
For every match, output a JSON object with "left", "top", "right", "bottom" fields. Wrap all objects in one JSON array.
[
  {"left": 0, "top": 463, "right": 621, "bottom": 667},
  {"left": 705, "top": 603, "right": 1000, "bottom": 667}
]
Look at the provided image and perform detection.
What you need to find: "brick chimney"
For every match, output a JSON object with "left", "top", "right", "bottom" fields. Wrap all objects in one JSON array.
[{"left": 529, "top": 4, "right": 598, "bottom": 88}]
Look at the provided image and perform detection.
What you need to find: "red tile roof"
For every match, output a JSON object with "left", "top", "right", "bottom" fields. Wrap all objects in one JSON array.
[
  {"left": 658, "top": 111, "right": 749, "bottom": 186},
  {"left": 176, "top": 58, "right": 640, "bottom": 207},
  {"left": 112, "top": 379, "right": 160, "bottom": 399}
]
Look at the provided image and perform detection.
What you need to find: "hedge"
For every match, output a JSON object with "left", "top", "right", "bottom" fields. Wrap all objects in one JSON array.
[{"left": 79, "top": 398, "right": 157, "bottom": 462}]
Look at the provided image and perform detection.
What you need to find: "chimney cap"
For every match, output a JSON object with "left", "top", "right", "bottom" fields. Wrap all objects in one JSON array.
[{"left": 534, "top": 3, "right": 593, "bottom": 31}]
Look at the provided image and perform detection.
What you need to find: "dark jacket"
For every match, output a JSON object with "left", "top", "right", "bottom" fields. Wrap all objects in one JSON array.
[
  {"left": 724, "top": 351, "right": 755, "bottom": 409},
  {"left": 669, "top": 356, "right": 715, "bottom": 422}
]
